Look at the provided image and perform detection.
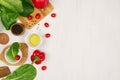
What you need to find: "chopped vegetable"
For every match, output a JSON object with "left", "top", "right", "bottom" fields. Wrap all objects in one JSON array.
[
  {"left": 6, "top": 42, "right": 20, "bottom": 61},
  {"left": 2, "top": 64, "right": 37, "bottom": 80}
]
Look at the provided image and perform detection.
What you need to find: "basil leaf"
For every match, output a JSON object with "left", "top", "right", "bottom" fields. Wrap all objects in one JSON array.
[
  {"left": 0, "top": 0, "right": 23, "bottom": 13},
  {"left": 2, "top": 64, "right": 37, "bottom": 80},
  {"left": 6, "top": 42, "right": 19, "bottom": 61},
  {"left": 20, "top": 0, "right": 34, "bottom": 17}
]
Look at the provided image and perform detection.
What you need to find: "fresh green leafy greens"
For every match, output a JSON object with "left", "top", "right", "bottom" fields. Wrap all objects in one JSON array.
[
  {"left": 0, "top": 5, "right": 2, "bottom": 16},
  {"left": 0, "top": 0, "right": 23, "bottom": 13},
  {"left": 0, "top": 0, "right": 34, "bottom": 30},
  {"left": 2, "top": 64, "right": 37, "bottom": 80},
  {"left": 20, "top": 0, "right": 34, "bottom": 17},
  {"left": 0, "top": 7, "right": 19, "bottom": 30},
  {"left": 6, "top": 42, "right": 19, "bottom": 61}
]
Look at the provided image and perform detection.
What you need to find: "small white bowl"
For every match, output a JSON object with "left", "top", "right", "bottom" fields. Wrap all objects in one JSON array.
[{"left": 5, "top": 48, "right": 22, "bottom": 64}]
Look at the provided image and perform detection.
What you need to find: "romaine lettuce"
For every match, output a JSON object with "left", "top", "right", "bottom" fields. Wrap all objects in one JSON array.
[{"left": 0, "top": 0, "right": 23, "bottom": 13}]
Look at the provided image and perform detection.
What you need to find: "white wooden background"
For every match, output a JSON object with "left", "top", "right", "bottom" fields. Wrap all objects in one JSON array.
[
  {"left": 47, "top": 0, "right": 120, "bottom": 80},
  {"left": 0, "top": 0, "right": 120, "bottom": 80}
]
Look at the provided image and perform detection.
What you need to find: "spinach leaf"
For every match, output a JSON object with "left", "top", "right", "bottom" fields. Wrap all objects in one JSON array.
[
  {"left": 0, "top": 0, "right": 23, "bottom": 30},
  {"left": 2, "top": 64, "right": 37, "bottom": 80},
  {"left": 1, "top": 11, "right": 18, "bottom": 30},
  {"left": 0, "top": 6, "right": 19, "bottom": 30},
  {"left": 0, "top": 0, "right": 34, "bottom": 30},
  {"left": 0, "top": 5, "right": 2, "bottom": 16},
  {"left": 0, "top": 0, "right": 23, "bottom": 13},
  {"left": 20, "top": 0, "right": 34, "bottom": 17},
  {"left": 6, "top": 42, "right": 19, "bottom": 61}
]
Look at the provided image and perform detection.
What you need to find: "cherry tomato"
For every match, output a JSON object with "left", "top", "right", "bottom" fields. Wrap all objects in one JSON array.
[
  {"left": 41, "top": 66, "right": 47, "bottom": 70},
  {"left": 27, "top": 15, "right": 33, "bottom": 20},
  {"left": 44, "top": 22, "right": 49, "bottom": 28},
  {"left": 51, "top": 13, "right": 56, "bottom": 18},
  {"left": 35, "top": 13, "right": 41, "bottom": 19},
  {"left": 32, "top": 0, "right": 49, "bottom": 9},
  {"left": 45, "top": 33, "right": 51, "bottom": 38},
  {"left": 15, "top": 55, "right": 20, "bottom": 60}
]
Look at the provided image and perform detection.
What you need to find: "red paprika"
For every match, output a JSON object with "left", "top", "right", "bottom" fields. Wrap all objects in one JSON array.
[
  {"left": 31, "top": 50, "right": 45, "bottom": 65},
  {"left": 32, "top": 0, "right": 49, "bottom": 9}
]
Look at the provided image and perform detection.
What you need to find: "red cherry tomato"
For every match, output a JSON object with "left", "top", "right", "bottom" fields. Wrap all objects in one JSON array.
[
  {"left": 35, "top": 13, "right": 41, "bottom": 19},
  {"left": 32, "top": 0, "right": 49, "bottom": 9},
  {"left": 15, "top": 55, "right": 20, "bottom": 60},
  {"left": 51, "top": 13, "right": 56, "bottom": 18},
  {"left": 27, "top": 15, "right": 33, "bottom": 20},
  {"left": 45, "top": 33, "right": 51, "bottom": 38},
  {"left": 41, "top": 66, "right": 47, "bottom": 70},
  {"left": 44, "top": 22, "right": 49, "bottom": 28}
]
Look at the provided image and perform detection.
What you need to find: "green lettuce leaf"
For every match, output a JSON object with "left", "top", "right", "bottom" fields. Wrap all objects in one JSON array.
[
  {"left": 20, "top": 0, "right": 34, "bottom": 17},
  {"left": 1, "top": 11, "right": 18, "bottom": 30},
  {"left": 2, "top": 64, "right": 37, "bottom": 80},
  {"left": 0, "top": 6, "right": 19, "bottom": 30},
  {"left": 0, "top": 0, "right": 23, "bottom": 13},
  {"left": 6, "top": 42, "right": 19, "bottom": 61},
  {"left": 0, "top": 5, "right": 2, "bottom": 16}
]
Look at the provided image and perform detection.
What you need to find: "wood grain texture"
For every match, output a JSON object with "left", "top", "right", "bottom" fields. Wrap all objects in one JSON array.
[
  {"left": 0, "top": 43, "right": 28, "bottom": 66},
  {"left": 0, "top": 66, "right": 11, "bottom": 78},
  {"left": 19, "top": 2, "right": 54, "bottom": 29}
]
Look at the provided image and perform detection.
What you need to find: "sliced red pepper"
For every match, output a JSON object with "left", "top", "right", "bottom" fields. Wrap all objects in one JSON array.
[{"left": 31, "top": 50, "right": 45, "bottom": 65}]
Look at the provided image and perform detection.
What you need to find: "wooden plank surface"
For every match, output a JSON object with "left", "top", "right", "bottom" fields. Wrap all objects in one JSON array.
[{"left": 19, "top": 2, "right": 54, "bottom": 29}]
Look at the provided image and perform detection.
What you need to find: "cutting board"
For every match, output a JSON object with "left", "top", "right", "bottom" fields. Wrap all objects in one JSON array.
[{"left": 19, "top": 2, "right": 54, "bottom": 29}]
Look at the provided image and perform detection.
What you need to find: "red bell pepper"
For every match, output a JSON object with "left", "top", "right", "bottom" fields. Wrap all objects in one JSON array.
[
  {"left": 32, "top": 0, "right": 49, "bottom": 9},
  {"left": 31, "top": 50, "right": 45, "bottom": 65}
]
